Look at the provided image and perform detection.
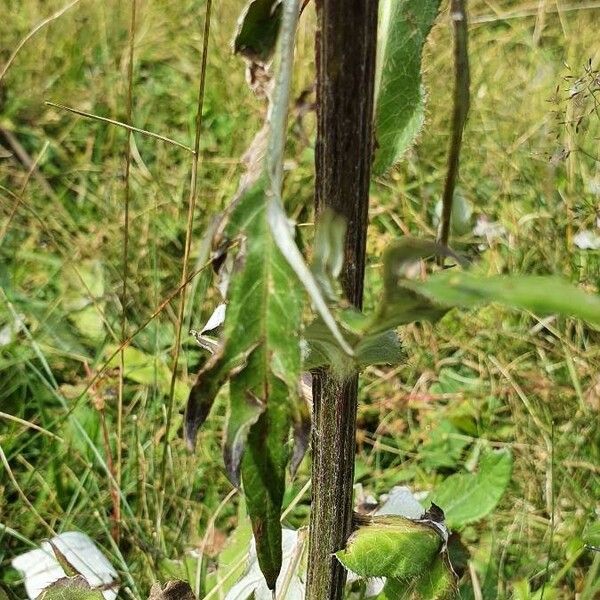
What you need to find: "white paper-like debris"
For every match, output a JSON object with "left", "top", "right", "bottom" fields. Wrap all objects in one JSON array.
[
  {"left": 225, "top": 529, "right": 305, "bottom": 600},
  {"left": 473, "top": 216, "right": 506, "bottom": 241},
  {"left": 0, "top": 313, "right": 24, "bottom": 346},
  {"left": 201, "top": 303, "right": 227, "bottom": 334},
  {"left": 587, "top": 178, "right": 600, "bottom": 197},
  {"left": 433, "top": 194, "right": 473, "bottom": 236},
  {"left": 11, "top": 532, "right": 119, "bottom": 600},
  {"left": 574, "top": 229, "right": 600, "bottom": 250},
  {"left": 376, "top": 486, "right": 425, "bottom": 520}
]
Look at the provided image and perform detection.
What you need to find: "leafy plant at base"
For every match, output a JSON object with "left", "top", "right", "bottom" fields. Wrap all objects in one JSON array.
[
  {"left": 336, "top": 513, "right": 456, "bottom": 600},
  {"left": 36, "top": 577, "right": 105, "bottom": 600}
]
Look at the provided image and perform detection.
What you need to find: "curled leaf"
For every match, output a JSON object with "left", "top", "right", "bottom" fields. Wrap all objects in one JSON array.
[
  {"left": 368, "top": 238, "right": 465, "bottom": 334},
  {"left": 185, "top": 348, "right": 229, "bottom": 450},
  {"left": 224, "top": 388, "right": 265, "bottom": 487},
  {"left": 290, "top": 390, "right": 311, "bottom": 476},
  {"left": 408, "top": 272, "right": 600, "bottom": 328},
  {"left": 234, "top": 0, "right": 283, "bottom": 96},
  {"left": 311, "top": 208, "right": 347, "bottom": 302},
  {"left": 337, "top": 514, "right": 444, "bottom": 580},
  {"left": 234, "top": 0, "right": 282, "bottom": 64}
]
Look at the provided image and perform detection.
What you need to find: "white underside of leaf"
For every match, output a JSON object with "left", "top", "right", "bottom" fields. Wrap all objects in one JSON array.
[
  {"left": 376, "top": 486, "right": 425, "bottom": 520},
  {"left": 224, "top": 529, "right": 305, "bottom": 600},
  {"left": 11, "top": 532, "right": 119, "bottom": 600},
  {"left": 201, "top": 303, "right": 227, "bottom": 334}
]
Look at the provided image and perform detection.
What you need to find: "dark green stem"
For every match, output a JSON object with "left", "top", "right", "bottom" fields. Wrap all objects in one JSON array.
[
  {"left": 305, "top": 1, "right": 378, "bottom": 598},
  {"left": 437, "top": 0, "right": 470, "bottom": 252}
]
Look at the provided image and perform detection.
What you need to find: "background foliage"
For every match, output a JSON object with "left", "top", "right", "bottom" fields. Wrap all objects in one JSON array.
[{"left": 1, "top": 0, "right": 599, "bottom": 598}]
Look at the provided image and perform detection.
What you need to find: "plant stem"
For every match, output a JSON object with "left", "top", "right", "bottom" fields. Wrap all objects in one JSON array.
[
  {"left": 117, "top": 0, "right": 137, "bottom": 543},
  {"left": 159, "top": 0, "right": 213, "bottom": 520},
  {"left": 437, "top": 0, "right": 470, "bottom": 252},
  {"left": 305, "top": 1, "right": 378, "bottom": 599}
]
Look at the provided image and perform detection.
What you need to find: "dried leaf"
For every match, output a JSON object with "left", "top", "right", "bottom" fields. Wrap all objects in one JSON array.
[{"left": 147, "top": 581, "right": 196, "bottom": 600}]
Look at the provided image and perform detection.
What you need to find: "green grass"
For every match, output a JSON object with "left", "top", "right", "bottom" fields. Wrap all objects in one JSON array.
[{"left": 1, "top": 0, "right": 599, "bottom": 598}]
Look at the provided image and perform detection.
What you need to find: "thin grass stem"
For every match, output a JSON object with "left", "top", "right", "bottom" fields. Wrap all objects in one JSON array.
[
  {"left": 0, "top": 0, "right": 82, "bottom": 84},
  {"left": 159, "top": 0, "right": 213, "bottom": 515},
  {"left": 45, "top": 102, "right": 194, "bottom": 153},
  {"left": 116, "top": 0, "right": 138, "bottom": 543}
]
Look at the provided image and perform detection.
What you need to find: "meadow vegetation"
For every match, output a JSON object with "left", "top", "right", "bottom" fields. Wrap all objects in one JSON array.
[{"left": 1, "top": 1, "right": 599, "bottom": 598}]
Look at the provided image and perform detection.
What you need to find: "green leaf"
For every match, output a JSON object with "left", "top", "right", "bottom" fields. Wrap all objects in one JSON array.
[
  {"left": 407, "top": 272, "right": 600, "bottom": 326},
  {"left": 37, "top": 576, "right": 105, "bottom": 600},
  {"left": 368, "top": 238, "right": 463, "bottom": 334},
  {"left": 373, "top": 0, "right": 442, "bottom": 175},
  {"left": 223, "top": 177, "right": 304, "bottom": 589},
  {"left": 336, "top": 516, "right": 443, "bottom": 580},
  {"left": 354, "top": 329, "right": 405, "bottom": 368},
  {"left": 430, "top": 448, "right": 513, "bottom": 529},
  {"left": 420, "top": 419, "right": 470, "bottom": 471},
  {"left": 61, "top": 260, "right": 105, "bottom": 341},
  {"left": 311, "top": 208, "right": 347, "bottom": 302},
  {"left": 185, "top": 181, "right": 304, "bottom": 591},
  {"left": 187, "top": 0, "right": 307, "bottom": 590},
  {"left": 234, "top": 0, "right": 282, "bottom": 64},
  {"left": 377, "top": 556, "right": 457, "bottom": 599}
]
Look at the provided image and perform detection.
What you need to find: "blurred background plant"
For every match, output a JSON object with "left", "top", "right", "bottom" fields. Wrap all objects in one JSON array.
[{"left": 1, "top": 1, "right": 599, "bottom": 598}]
